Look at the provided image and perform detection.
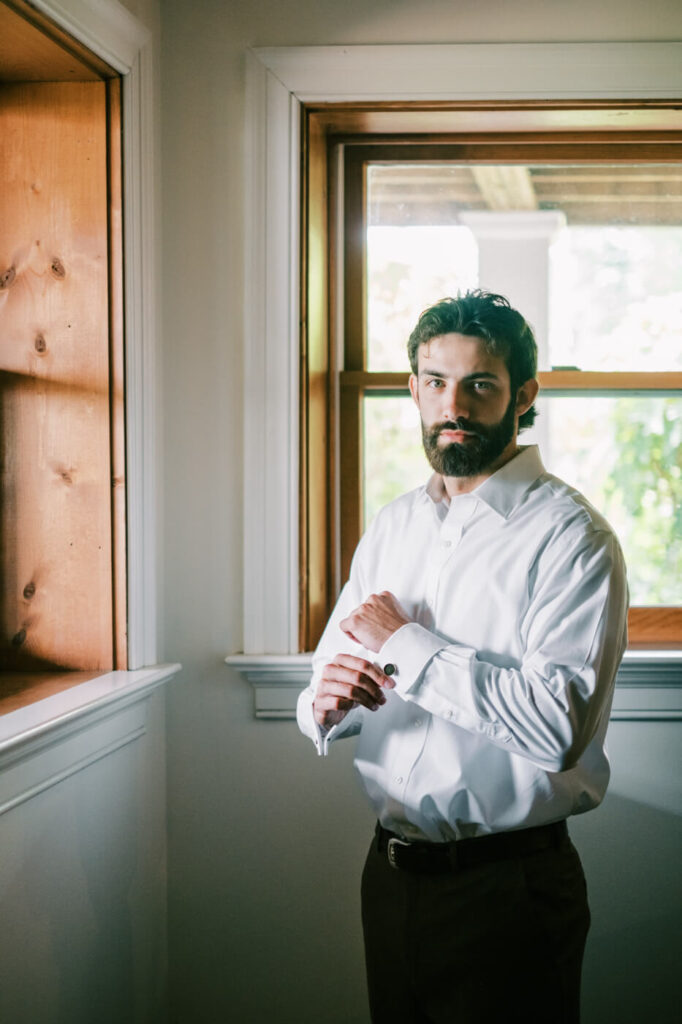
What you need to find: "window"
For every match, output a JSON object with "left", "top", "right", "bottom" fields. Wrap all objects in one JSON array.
[
  {"left": 300, "top": 105, "right": 682, "bottom": 650},
  {"left": 0, "top": 0, "right": 160, "bottom": 711}
]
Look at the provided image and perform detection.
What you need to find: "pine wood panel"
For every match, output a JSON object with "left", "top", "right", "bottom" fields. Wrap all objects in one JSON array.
[{"left": 0, "top": 82, "right": 113, "bottom": 671}]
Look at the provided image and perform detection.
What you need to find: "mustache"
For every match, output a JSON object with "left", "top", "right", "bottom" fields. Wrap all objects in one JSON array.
[{"left": 433, "top": 419, "right": 484, "bottom": 440}]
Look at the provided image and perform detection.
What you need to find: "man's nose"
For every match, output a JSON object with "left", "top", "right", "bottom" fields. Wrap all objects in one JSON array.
[{"left": 442, "top": 382, "right": 470, "bottom": 421}]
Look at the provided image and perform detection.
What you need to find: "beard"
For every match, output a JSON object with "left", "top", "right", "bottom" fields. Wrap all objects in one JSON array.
[{"left": 421, "top": 394, "right": 517, "bottom": 478}]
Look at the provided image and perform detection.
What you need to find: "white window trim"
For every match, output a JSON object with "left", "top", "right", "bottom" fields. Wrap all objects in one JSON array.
[{"left": 242, "top": 41, "right": 682, "bottom": 657}]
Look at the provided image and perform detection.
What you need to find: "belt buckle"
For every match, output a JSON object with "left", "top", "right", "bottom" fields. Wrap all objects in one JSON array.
[{"left": 387, "top": 836, "right": 411, "bottom": 869}]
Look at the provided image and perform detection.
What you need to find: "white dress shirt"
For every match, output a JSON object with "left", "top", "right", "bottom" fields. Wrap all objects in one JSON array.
[{"left": 297, "top": 445, "right": 628, "bottom": 842}]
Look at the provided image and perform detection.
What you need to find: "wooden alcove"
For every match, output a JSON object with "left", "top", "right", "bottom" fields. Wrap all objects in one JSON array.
[{"left": 0, "top": 0, "right": 126, "bottom": 711}]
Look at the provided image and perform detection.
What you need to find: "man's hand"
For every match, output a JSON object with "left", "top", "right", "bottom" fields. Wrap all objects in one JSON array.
[
  {"left": 339, "top": 591, "right": 411, "bottom": 652},
  {"left": 313, "top": 653, "right": 395, "bottom": 730}
]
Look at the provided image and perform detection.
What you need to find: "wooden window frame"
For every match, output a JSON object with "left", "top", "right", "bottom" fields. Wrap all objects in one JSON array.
[
  {"left": 300, "top": 106, "right": 682, "bottom": 651},
  {"left": 1, "top": 10, "right": 126, "bottom": 695},
  {"left": 0, "top": 0, "right": 163, "bottom": 716}
]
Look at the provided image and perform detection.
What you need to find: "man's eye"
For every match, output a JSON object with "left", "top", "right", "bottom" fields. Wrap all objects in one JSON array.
[
  {"left": 473, "top": 381, "right": 493, "bottom": 392},
  {"left": 426, "top": 378, "right": 444, "bottom": 388}
]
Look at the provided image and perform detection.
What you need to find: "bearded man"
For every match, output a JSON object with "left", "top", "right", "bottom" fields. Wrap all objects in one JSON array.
[{"left": 297, "top": 290, "right": 628, "bottom": 1024}]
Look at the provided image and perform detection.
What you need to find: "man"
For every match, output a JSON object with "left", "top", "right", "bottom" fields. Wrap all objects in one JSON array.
[{"left": 297, "top": 290, "right": 628, "bottom": 1024}]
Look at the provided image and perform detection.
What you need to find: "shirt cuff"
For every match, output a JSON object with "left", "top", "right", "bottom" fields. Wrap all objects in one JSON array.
[
  {"left": 314, "top": 719, "right": 342, "bottom": 756},
  {"left": 311, "top": 708, "right": 363, "bottom": 756},
  {"left": 378, "top": 622, "right": 448, "bottom": 695}
]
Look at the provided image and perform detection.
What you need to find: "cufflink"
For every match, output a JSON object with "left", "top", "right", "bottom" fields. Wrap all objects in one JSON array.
[{"left": 383, "top": 663, "right": 396, "bottom": 676}]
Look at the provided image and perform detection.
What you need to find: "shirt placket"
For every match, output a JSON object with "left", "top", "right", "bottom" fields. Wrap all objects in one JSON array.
[
  {"left": 426, "top": 496, "right": 478, "bottom": 620},
  {"left": 387, "top": 498, "right": 478, "bottom": 836}
]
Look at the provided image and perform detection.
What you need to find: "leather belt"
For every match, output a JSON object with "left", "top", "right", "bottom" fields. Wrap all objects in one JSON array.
[{"left": 376, "top": 820, "right": 568, "bottom": 873}]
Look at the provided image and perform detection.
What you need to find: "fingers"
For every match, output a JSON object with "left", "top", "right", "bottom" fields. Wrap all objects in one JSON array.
[
  {"left": 313, "top": 653, "right": 395, "bottom": 728},
  {"left": 339, "top": 592, "right": 411, "bottom": 653},
  {"left": 339, "top": 610, "right": 360, "bottom": 635},
  {"left": 331, "top": 653, "right": 395, "bottom": 692}
]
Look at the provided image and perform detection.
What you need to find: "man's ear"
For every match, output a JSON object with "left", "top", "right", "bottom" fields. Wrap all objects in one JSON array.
[
  {"left": 515, "top": 377, "right": 539, "bottom": 417},
  {"left": 409, "top": 373, "right": 419, "bottom": 408}
]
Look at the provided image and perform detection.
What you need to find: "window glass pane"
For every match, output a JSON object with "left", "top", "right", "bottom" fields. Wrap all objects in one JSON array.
[
  {"left": 550, "top": 226, "right": 682, "bottom": 371},
  {"left": 363, "top": 395, "right": 428, "bottom": 523},
  {"left": 366, "top": 225, "right": 477, "bottom": 371},
  {"left": 525, "top": 395, "right": 682, "bottom": 605},
  {"left": 362, "top": 393, "right": 682, "bottom": 606},
  {"left": 366, "top": 163, "right": 682, "bottom": 372}
]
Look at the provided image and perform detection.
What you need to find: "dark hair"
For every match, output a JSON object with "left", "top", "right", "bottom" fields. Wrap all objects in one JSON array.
[{"left": 407, "top": 290, "right": 538, "bottom": 430}]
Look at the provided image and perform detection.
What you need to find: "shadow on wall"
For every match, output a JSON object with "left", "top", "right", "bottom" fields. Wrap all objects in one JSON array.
[{"left": 572, "top": 792, "right": 682, "bottom": 1024}]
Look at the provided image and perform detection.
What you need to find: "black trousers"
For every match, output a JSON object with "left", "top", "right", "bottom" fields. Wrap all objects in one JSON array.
[{"left": 361, "top": 825, "right": 590, "bottom": 1024}]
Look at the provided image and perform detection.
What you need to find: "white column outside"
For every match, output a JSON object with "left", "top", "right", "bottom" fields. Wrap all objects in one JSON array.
[
  {"left": 458, "top": 210, "right": 566, "bottom": 371},
  {"left": 458, "top": 211, "right": 567, "bottom": 459}
]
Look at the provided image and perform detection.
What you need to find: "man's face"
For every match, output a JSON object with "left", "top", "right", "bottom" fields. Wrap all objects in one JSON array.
[{"left": 409, "top": 332, "right": 519, "bottom": 479}]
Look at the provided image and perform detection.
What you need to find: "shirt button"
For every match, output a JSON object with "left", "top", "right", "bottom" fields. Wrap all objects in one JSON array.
[
  {"left": 383, "top": 663, "right": 396, "bottom": 676},
  {"left": 443, "top": 540, "right": 452, "bottom": 547},
  {"left": 396, "top": 776, "right": 403, "bottom": 784},
  {"left": 414, "top": 718, "right": 422, "bottom": 728}
]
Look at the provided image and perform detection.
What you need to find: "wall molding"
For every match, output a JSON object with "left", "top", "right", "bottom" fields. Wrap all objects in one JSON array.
[
  {"left": 30, "top": 0, "right": 150, "bottom": 73},
  {"left": 0, "top": 664, "right": 180, "bottom": 764},
  {"left": 225, "top": 652, "right": 682, "bottom": 721},
  {"left": 226, "top": 654, "right": 312, "bottom": 719},
  {"left": 254, "top": 43, "right": 682, "bottom": 101},
  {"left": 0, "top": 664, "right": 182, "bottom": 819},
  {"left": 243, "top": 53, "right": 300, "bottom": 654},
  {"left": 242, "top": 43, "right": 682, "bottom": 656},
  {"left": 0, "top": 724, "right": 146, "bottom": 817}
]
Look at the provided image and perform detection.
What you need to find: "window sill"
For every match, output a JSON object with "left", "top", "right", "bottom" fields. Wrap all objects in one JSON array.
[
  {"left": 0, "top": 664, "right": 181, "bottom": 763},
  {"left": 225, "top": 651, "right": 682, "bottom": 721}
]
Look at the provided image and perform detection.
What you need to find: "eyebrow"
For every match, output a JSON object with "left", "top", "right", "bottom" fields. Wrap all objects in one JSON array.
[{"left": 418, "top": 369, "right": 501, "bottom": 382}]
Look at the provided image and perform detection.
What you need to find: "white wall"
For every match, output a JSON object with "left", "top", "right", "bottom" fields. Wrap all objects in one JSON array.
[
  {"left": 160, "top": 2, "right": 682, "bottom": 1022},
  {"left": 0, "top": 691, "right": 168, "bottom": 1024},
  {"left": 118, "top": 0, "right": 157, "bottom": 31}
]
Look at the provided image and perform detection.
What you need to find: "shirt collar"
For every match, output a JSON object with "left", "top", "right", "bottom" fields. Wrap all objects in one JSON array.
[
  {"left": 425, "top": 472, "right": 449, "bottom": 505},
  {"left": 423, "top": 445, "right": 546, "bottom": 520}
]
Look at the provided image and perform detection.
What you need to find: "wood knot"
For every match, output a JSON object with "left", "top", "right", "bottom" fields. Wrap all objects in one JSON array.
[
  {"left": 0, "top": 265, "right": 16, "bottom": 289},
  {"left": 23, "top": 582, "right": 36, "bottom": 600},
  {"left": 12, "top": 629, "right": 26, "bottom": 647},
  {"left": 50, "top": 257, "right": 66, "bottom": 279},
  {"left": 35, "top": 333, "right": 47, "bottom": 354}
]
